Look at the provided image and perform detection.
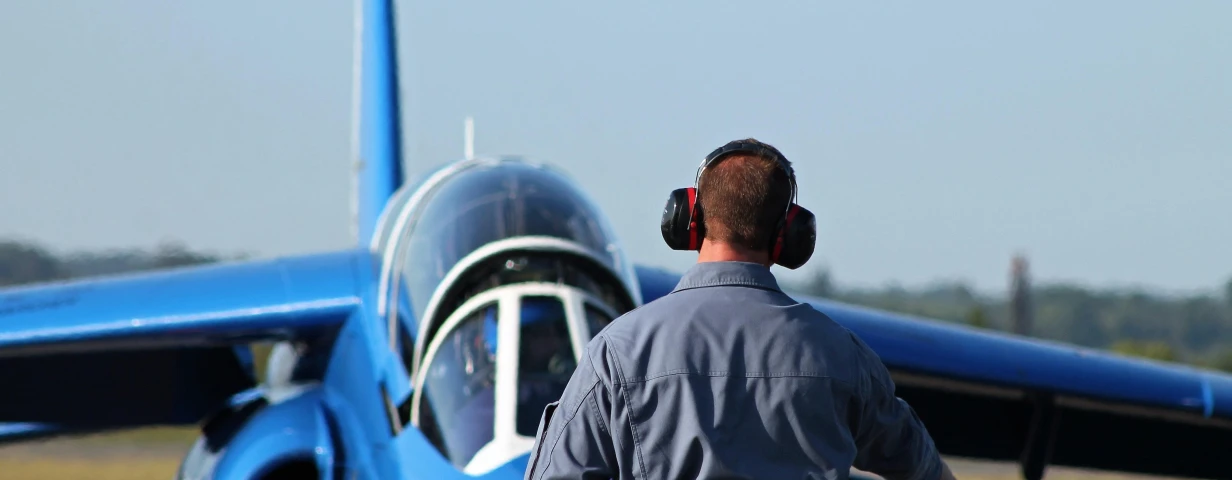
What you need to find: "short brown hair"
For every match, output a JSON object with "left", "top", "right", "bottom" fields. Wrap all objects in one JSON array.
[{"left": 697, "top": 138, "right": 794, "bottom": 251}]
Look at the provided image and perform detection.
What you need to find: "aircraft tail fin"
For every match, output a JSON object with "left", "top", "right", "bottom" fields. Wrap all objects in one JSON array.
[{"left": 350, "top": 0, "right": 405, "bottom": 245}]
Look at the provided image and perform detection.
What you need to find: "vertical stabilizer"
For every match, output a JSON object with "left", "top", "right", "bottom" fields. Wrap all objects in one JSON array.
[{"left": 350, "top": 0, "right": 406, "bottom": 245}]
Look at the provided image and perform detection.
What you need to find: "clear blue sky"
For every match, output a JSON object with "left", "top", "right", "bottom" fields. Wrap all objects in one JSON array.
[{"left": 0, "top": 1, "right": 1228, "bottom": 294}]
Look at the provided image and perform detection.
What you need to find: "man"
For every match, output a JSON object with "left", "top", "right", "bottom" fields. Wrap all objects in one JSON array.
[{"left": 524, "top": 138, "right": 956, "bottom": 480}]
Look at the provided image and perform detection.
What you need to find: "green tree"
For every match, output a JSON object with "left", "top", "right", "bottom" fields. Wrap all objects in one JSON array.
[
  {"left": 1207, "top": 349, "right": 1232, "bottom": 373},
  {"left": 0, "top": 240, "right": 61, "bottom": 287},
  {"left": 1033, "top": 286, "right": 1110, "bottom": 347},
  {"left": 152, "top": 240, "right": 221, "bottom": 269},
  {"left": 1179, "top": 297, "right": 1226, "bottom": 352},
  {"left": 966, "top": 307, "right": 989, "bottom": 329},
  {"left": 1108, "top": 292, "right": 1173, "bottom": 342},
  {"left": 1224, "top": 276, "right": 1232, "bottom": 308},
  {"left": 1110, "top": 340, "right": 1176, "bottom": 362},
  {"left": 800, "top": 267, "right": 835, "bottom": 298}
]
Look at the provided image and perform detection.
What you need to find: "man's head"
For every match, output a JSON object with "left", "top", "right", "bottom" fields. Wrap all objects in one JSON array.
[
  {"left": 695, "top": 138, "right": 794, "bottom": 253},
  {"left": 659, "top": 138, "right": 817, "bottom": 269}
]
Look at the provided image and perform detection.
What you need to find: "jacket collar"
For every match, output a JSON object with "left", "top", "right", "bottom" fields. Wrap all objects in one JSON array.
[{"left": 671, "top": 261, "right": 782, "bottom": 293}]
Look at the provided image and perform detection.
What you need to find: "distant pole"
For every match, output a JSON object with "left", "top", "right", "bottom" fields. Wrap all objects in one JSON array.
[
  {"left": 464, "top": 116, "right": 475, "bottom": 159},
  {"left": 1010, "top": 254, "right": 1033, "bottom": 336}
]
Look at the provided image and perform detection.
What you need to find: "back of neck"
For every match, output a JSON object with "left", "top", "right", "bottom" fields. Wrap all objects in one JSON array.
[{"left": 697, "top": 240, "right": 772, "bottom": 267}]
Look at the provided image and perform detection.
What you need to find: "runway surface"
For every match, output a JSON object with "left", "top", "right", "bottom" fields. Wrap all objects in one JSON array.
[{"left": 0, "top": 428, "right": 1190, "bottom": 480}]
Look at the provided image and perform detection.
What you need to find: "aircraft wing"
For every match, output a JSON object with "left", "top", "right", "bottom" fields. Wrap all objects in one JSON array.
[
  {"left": 822, "top": 299, "right": 1232, "bottom": 479},
  {"left": 636, "top": 265, "right": 1232, "bottom": 479},
  {"left": 0, "top": 249, "right": 367, "bottom": 438}
]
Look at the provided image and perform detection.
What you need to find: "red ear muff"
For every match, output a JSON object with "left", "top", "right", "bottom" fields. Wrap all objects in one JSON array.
[
  {"left": 660, "top": 187, "right": 704, "bottom": 251},
  {"left": 668, "top": 139, "right": 816, "bottom": 264},
  {"left": 771, "top": 204, "right": 816, "bottom": 270}
]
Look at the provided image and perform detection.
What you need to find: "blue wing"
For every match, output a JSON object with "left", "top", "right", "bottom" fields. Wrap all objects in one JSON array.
[
  {"left": 636, "top": 265, "right": 1232, "bottom": 479},
  {"left": 0, "top": 249, "right": 368, "bottom": 435}
]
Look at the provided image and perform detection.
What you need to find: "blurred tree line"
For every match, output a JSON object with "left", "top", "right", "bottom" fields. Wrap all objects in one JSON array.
[
  {"left": 5, "top": 237, "right": 1232, "bottom": 374},
  {"left": 0, "top": 238, "right": 243, "bottom": 288},
  {"left": 0, "top": 238, "right": 271, "bottom": 375},
  {"left": 791, "top": 267, "right": 1232, "bottom": 373}
]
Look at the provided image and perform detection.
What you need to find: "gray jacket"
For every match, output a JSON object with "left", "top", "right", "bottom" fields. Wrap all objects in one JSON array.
[{"left": 524, "top": 261, "right": 943, "bottom": 480}]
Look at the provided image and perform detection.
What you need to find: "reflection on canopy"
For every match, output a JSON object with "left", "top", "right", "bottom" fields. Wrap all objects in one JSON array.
[
  {"left": 414, "top": 285, "right": 614, "bottom": 474},
  {"left": 418, "top": 304, "right": 499, "bottom": 469}
]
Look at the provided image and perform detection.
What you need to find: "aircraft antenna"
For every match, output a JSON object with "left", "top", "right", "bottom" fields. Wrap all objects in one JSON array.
[{"left": 464, "top": 116, "right": 475, "bottom": 159}]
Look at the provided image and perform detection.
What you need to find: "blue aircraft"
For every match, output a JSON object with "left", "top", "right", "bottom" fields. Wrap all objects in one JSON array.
[{"left": 2, "top": 1, "right": 1231, "bottom": 479}]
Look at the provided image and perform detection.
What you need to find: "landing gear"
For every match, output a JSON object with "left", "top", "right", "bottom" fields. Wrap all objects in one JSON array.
[{"left": 1019, "top": 392, "right": 1059, "bottom": 480}]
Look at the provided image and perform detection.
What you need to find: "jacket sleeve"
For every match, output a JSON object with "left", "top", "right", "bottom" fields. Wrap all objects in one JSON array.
[
  {"left": 524, "top": 337, "right": 619, "bottom": 480},
  {"left": 847, "top": 332, "right": 944, "bottom": 480}
]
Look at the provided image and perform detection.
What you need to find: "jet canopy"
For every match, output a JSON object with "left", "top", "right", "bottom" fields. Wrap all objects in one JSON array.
[
  {"left": 376, "top": 157, "right": 640, "bottom": 340},
  {"left": 373, "top": 157, "right": 642, "bottom": 473}
]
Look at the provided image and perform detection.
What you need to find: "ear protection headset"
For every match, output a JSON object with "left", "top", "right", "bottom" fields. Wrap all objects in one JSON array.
[{"left": 659, "top": 140, "right": 817, "bottom": 269}]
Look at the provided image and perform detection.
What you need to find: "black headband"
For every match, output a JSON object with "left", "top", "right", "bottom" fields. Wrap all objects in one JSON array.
[{"left": 693, "top": 140, "right": 798, "bottom": 215}]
